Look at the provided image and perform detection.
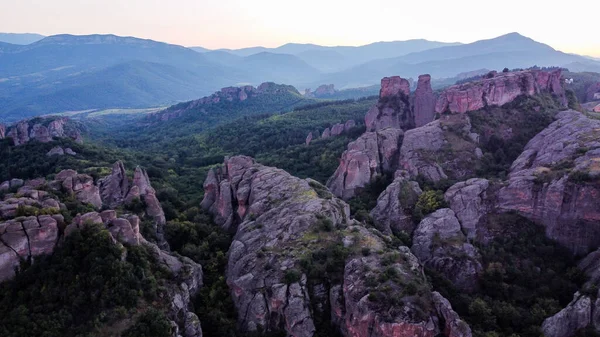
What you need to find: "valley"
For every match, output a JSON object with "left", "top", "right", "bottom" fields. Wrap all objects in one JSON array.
[{"left": 1, "top": 21, "right": 600, "bottom": 337}]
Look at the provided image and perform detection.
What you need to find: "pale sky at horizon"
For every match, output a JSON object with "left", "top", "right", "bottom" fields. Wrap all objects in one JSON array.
[{"left": 1, "top": 0, "right": 599, "bottom": 57}]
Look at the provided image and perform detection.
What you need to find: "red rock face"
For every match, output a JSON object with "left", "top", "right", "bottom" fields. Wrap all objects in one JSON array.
[
  {"left": 380, "top": 76, "right": 410, "bottom": 98},
  {"left": 435, "top": 70, "right": 567, "bottom": 114},
  {"left": 414, "top": 74, "right": 436, "bottom": 127}
]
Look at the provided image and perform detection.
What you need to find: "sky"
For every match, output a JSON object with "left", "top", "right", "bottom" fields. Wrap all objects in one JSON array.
[{"left": 1, "top": 0, "right": 599, "bottom": 57}]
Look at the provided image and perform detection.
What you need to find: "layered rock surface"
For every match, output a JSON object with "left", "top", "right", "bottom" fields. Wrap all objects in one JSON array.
[
  {"left": 202, "top": 156, "right": 472, "bottom": 337},
  {"left": 435, "top": 69, "right": 567, "bottom": 114},
  {"left": 497, "top": 110, "right": 600, "bottom": 255},
  {"left": 327, "top": 128, "right": 403, "bottom": 199}
]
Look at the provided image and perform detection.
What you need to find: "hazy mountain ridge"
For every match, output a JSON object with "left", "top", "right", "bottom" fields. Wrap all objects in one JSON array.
[
  {"left": 2, "top": 32, "right": 600, "bottom": 122},
  {"left": 0, "top": 32, "right": 45, "bottom": 45}
]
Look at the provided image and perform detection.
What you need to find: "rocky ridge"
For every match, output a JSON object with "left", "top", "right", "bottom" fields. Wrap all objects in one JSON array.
[
  {"left": 148, "top": 82, "right": 300, "bottom": 122},
  {"left": 0, "top": 117, "right": 83, "bottom": 146},
  {"left": 497, "top": 110, "right": 600, "bottom": 255},
  {"left": 201, "top": 156, "right": 472, "bottom": 337},
  {"left": 0, "top": 168, "right": 202, "bottom": 336},
  {"left": 435, "top": 69, "right": 567, "bottom": 114}
]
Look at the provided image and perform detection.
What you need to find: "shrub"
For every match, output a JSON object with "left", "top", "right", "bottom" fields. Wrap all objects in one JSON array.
[
  {"left": 413, "top": 190, "right": 447, "bottom": 222},
  {"left": 284, "top": 269, "right": 302, "bottom": 284}
]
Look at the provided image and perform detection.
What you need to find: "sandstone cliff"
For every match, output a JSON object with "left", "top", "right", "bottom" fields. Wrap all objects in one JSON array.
[
  {"left": 414, "top": 74, "right": 436, "bottom": 127},
  {"left": 435, "top": 69, "right": 567, "bottom": 114},
  {"left": 202, "top": 156, "right": 472, "bottom": 337},
  {"left": 365, "top": 76, "right": 413, "bottom": 132},
  {"left": 327, "top": 128, "right": 403, "bottom": 199},
  {"left": 497, "top": 110, "right": 600, "bottom": 255}
]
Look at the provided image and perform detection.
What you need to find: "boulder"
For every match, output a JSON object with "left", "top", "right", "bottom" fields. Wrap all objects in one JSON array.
[
  {"left": 321, "top": 127, "right": 331, "bottom": 139},
  {"left": 497, "top": 110, "right": 600, "bottom": 255},
  {"left": 414, "top": 74, "right": 436, "bottom": 127},
  {"left": 327, "top": 128, "right": 403, "bottom": 199},
  {"left": 5, "top": 117, "right": 82, "bottom": 146},
  {"left": 436, "top": 69, "right": 567, "bottom": 114},
  {"left": 444, "top": 178, "right": 490, "bottom": 240},
  {"left": 411, "top": 209, "right": 482, "bottom": 292},
  {"left": 47, "top": 146, "right": 65, "bottom": 156},
  {"left": 366, "top": 76, "right": 413, "bottom": 132},
  {"left": 370, "top": 171, "right": 422, "bottom": 235}
]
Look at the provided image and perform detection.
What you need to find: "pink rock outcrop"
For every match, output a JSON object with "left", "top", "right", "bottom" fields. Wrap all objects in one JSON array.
[
  {"left": 414, "top": 74, "right": 436, "bottom": 127},
  {"left": 365, "top": 76, "right": 413, "bottom": 132},
  {"left": 331, "top": 123, "right": 345, "bottom": 136},
  {"left": 327, "top": 128, "right": 404, "bottom": 200},
  {"left": 0, "top": 124, "right": 6, "bottom": 139},
  {"left": 497, "top": 110, "right": 600, "bottom": 255},
  {"left": 4, "top": 117, "right": 82, "bottom": 146},
  {"left": 321, "top": 127, "right": 331, "bottom": 139},
  {"left": 380, "top": 76, "right": 410, "bottom": 98},
  {"left": 305, "top": 132, "right": 313, "bottom": 146},
  {"left": 435, "top": 69, "right": 567, "bottom": 114}
]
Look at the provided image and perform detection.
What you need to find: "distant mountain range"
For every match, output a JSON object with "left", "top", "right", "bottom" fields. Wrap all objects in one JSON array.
[
  {"left": 1, "top": 32, "right": 599, "bottom": 122},
  {"left": 0, "top": 33, "right": 45, "bottom": 45}
]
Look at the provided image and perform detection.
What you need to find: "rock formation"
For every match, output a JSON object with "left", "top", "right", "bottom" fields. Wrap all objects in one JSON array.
[
  {"left": 411, "top": 209, "right": 482, "bottom": 292},
  {"left": 497, "top": 110, "right": 600, "bottom": 255},
  {"left": 0, "top": 124, "right": 5, "bottom": 139},
  {"left": 444, "top": 178, "right": 491, "bottom": 241},
  {"left": 331, "top": 123, "right": 345, "bottom": 136},
  {"left": 148, "top": 82, "right": 299, "bottom": 122},
  {"left": 435, "top": 69, "right": 567, "bottom": 114},
  {"left": 365, "top": 76, "right": 413, "bottom": 132},
  {"left": 322, "top": 127, "right": 331, "bottom": 139},
  {"left": 327, "top": 128, "right": 403, "bottom": 199},
  {"left": 542, "top": 292, "right": 596, "bottom": 337},
  {"left": 4, "top": 117, "right": 82, "bottom": 146},
  {"left": 414, "top": 74, "right": 436, "bottom": 127},
  {"left": 98, "top": 162, "right": 167, "bottom": 246},
  {"left": 344, "top": 120, "right": 356, "bottom": 131},
  {"left": 202, "top": 156, "right": 472, "bottom": 337},
  {"left": 0, "top": 172, "right": 201, "bottom": 336},
  {"left": 305, "top": 84, "right": 337, "bottom": 98},
  {"left": 99, "top": 161, "right": 130, "bottom": 208},
  {"left": 306, "top": 132, "right": 313, "bottom": 145},
  {"left": 370, "top": 171, "right": 422, "bottom": 235},
  {"left": 46, "top": 146, "right": 76, "bottom": 156},
  {"left": 399, "top": 114, "right": 480, "bottom": 183}
]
